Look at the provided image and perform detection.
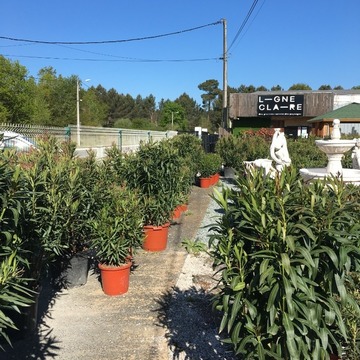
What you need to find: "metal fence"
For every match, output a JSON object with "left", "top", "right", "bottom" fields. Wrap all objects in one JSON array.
[
  {"left": 0, "top": 123, "right": 220, "bottom": 156},
  {"left": 0, "top": 123, "right": 66, "bottom": 146},
  {"left": 0, "top": 123, "right": 177, "bottom": 158}
]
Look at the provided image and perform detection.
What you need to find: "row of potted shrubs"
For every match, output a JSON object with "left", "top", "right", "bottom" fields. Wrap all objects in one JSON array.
[{"left": 0, "top": 133, "right": 223, "bottom": 346}]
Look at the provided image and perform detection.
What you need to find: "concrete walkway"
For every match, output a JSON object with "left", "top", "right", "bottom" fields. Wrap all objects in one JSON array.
[{"left": 4, "top": 185, "right": 214, "bottom": 360}]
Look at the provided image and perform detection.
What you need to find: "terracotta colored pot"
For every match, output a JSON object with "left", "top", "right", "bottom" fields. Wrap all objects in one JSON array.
[
  {"left": 143, "top": 223, "right": 170, "bottom": 251},
  {"left": 213, "top": 172, "right": 220, "bottom": 184},
  {"left": 98, "top": 262, "right": 131, "bottom": 296},
  {"left": 172, "top": 206, "right": 182, "bottom": 220},
  {"left": 199, "top": 177, "right": 212, "bottom": 188},
  {"left": 179, "top": 204, "right": 188, "bottom": 213}
]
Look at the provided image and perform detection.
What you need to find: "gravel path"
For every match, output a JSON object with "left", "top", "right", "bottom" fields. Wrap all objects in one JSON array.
[{"left": 166, "top": 179, "right": 237, "bottom": 360}]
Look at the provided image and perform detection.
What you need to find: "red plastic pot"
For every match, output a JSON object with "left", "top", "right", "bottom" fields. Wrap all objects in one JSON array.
[
  {"left": 98, "top": 262, "right": 131, "bottom": 296},
  {"left": 199, "top": 177, "right": 212, "bottom": 188},
  {"left": 172, "top": 206, "right": 182, "bottom": 220},
  {"left": 213, "top": 172, "right": 220, "bottom": 184},
  {"left": 143, "top": 223, "right": 170, "bottom": 251}
]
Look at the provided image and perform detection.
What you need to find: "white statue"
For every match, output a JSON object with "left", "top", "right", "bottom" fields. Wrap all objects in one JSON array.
[
  {"left": 331, "top": 119, "right": 341, "bottom": 140},
  {"left": 352, "top": 139, "right": 360, "bottom": 169},
  {"left": 243, "top": 128, "right": 291, "bottom": 177},
  {"left": 270, "top": 128, "right": 291, "bottom": 172},
  {"left": 243, "top": 158, "right": 275, "bottom": 177}
]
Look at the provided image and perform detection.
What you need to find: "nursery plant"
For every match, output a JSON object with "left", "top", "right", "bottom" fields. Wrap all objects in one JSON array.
[
  {"left": 209, "top": 167, "right": 360, "bottom": 359},
  {"left": 215, "top": 131, "right": 271, "bottom": 172},
  {"left": 0, "top": 157, "right": 34, "bottom": 346},
  {"left": 14, "top": 138, "right": 81, "bottom": 283},
  {"left": 122, "top": 139, "right": 186, "bottom": 226},
  {"left": 168, "top": 134, "right": 202, "bottom": 202},
  {"left": 340, "top": 272, "right": 360, "bottom": 359},
  {"left": 89, "top": 185, "right": 144, "bottom": 266},
  {"left": 197, "top": 152, "right": 222, "bottom": 179},
  {"left": 181, "top": 238, "right": 207, "bottom": 256},
  {"left": 169, "top": 133, "right": 203, "bottom": 179},
  {"left": 286, "top": 136, "right": 328, "bottom": 169}
]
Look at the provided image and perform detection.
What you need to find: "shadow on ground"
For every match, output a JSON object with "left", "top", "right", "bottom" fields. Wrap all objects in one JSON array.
[
  {"left": 0, "top": 264, "right": 100, "bottom": 360},
  {"left": 1, "top": 280, "right": 62, "bottom": 360},
  {"left": 155, "top": 286, "right": 236, "bottom": 360}
]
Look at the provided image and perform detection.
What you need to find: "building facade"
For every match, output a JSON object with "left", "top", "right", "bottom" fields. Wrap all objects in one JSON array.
[{"left": 229, "top": 90, "right": 360, "bottom": 137}]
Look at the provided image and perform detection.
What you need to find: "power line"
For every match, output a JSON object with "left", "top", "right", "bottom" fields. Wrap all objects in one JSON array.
[
  {"left": 228, "top": 0, "right": 260, "bottom": 52},
  {"left": 0, "top": 20, "right": 222, "bottom": 45},
  {"left": 234, "top": 0, "right": 266, "bottom": 45},
  {"left": 54, "top": 44, "right": 220, "bottom": 62},
  {"left": 2, "top": 53, "right": 220, "bottom": 63}
]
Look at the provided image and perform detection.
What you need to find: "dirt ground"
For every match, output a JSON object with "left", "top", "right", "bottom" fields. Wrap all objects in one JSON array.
[{"left": 2, "top": 185, "right": 234, "bottom": 360}]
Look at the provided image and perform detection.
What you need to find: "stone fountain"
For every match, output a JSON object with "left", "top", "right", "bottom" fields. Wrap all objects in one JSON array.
[{"left": 300, "top": 119, "right": 360, "bottom": 185}]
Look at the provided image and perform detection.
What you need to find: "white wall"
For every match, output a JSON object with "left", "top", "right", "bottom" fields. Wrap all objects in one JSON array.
[{"left": 333, "top": 94, "right": 360, "bottom": 109}]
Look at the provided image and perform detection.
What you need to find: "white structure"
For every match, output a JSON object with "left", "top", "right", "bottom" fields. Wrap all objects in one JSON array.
[
  {"left": 244, "top": 128, "right": 291, "bottom": 176},
  {"left": 300, "top": 119, "right": 360, "bottom": 184}
]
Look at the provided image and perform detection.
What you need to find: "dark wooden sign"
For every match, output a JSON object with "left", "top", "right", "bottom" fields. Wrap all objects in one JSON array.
[{"left": 257, "top": 95, "right": 304, "bottom": 116}]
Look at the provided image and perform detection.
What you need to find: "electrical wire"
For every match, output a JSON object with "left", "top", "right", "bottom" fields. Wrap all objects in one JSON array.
[
  {"left": 1, "top": 53, "right": 220, "bottom": 63},
  {"left": 234, "top": 0, "right": 266, "bottom": 45},
  {"left": 228, "top": 0, "right": 260, "bottom": 52},
  {"left": 0, "top": 20, "right": 222, "bottom": 45}
]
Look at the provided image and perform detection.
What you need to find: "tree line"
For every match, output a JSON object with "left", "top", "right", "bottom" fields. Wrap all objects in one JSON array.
[{"left": 1, "top": 56, "right": 359, "bottom": 133}]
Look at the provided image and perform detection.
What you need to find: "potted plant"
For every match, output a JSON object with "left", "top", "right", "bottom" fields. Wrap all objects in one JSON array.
[
  {"left": 89, "top": 185, "right": 144, "bottom": 296},
  {"left": 169, "top": 133, "right": 203, "bottom": 184},
  {"left": 197, "top": 152, "right": 222, "bottom": 188},
  {"left": 121, "top": 140, "right": 185, "bottom": 251}
]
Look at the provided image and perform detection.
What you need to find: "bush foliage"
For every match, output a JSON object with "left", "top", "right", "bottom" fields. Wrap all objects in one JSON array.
[{"left": 209, "top": 168, "right": 360, "bottom": 359}]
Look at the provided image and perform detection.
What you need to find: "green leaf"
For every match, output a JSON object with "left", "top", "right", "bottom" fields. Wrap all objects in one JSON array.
[
  {"left": 232, "top": 282, "right": 246, "bottom": 291},
  {"left": 228, "top": 292, "right": 242, "bottom": 331},
  {"left": 267, "top": 282, "right": 279, "bottom": 312},
  {"left": 244, "top": 299, "right": 257, "bottom": 320},
  {"left": 281, "top": 253, "right": 291, "bottom": 275},
  {"left": 297, "top": 247, "right": 316, "bottom": 268},
  {"left": 219, "top": 312, "right": 228, "bottom": 334},
  {"left": 283, "top": 313, "right": 299, "bottom": 359},
  {"left": 334, "top": 273, "right": 346, "bottom": 302},
  {"left": 294, "top": 223, "right": 316, "bottom": 240},
  {"left": 283, "top": 277, "right": 295, "bottom": 319}
]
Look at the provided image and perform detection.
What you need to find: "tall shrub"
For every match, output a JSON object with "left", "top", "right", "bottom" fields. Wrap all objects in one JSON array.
[
  {"left": 287, "top": 137, "right": 328, "bottom": 169},
  {"left": 169, "top": 133, "right": 203, "bottom": 177},
  {"left": 215, "top": 131, "right": 271, "bottom": 172},
  {"left": 209, "top": 168, "right": 360, "bottom": 359},
  {"left": 122, "top": 140, "right": 186, "bottom": 226},
  {"left": 6, "top": 137, "right": 90, "bottom": 285},
  {"left": 0, "top": 156, "right": 34, "bottom": 347}
]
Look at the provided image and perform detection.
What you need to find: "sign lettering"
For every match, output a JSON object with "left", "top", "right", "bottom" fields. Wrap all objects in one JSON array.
[{"left": 257, "top": 95, "right": 304, "bottom": 116}]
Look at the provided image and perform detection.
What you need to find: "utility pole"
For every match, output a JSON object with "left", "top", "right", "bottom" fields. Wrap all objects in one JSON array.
[
  {"left": 76, "top": 80, "right": 80, "bottom": 147},
  {"left": 222, "top": 18, "right": 228, "bottom": 131},
  {"left": 76, "top": 78, "right": 90, "bottom": 147}
]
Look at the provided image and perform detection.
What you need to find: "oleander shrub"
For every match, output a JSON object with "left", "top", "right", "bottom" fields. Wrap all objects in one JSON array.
[
  {"left": 215, "top": 131, "right": 271, "bottom": 172},
  {"left": 286, "top": 136, "right": 328, "bottom": 169},
  {"left": 121, "top": 139, "right": 186, "bottom": 226},
  {"left": 197, "top": 151, "right": 222, "bottom": 178},
  {"left": 340, "top": 272, "right": 360, "bottom": 359},
  {"left": 169, "top": 133, "right": 203, "bottom": 178},
  {"left": 0, "top": 155, "right": 34, "bottom": 347},
  {"left": 209, "top": 167, "right": 360, "bottom": 359}
]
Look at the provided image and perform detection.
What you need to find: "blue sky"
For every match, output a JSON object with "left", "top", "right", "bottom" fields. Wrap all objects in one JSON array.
[{"left": 1, "top": 0, "right": 359, "bottom": 105}]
